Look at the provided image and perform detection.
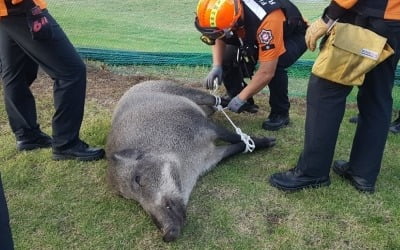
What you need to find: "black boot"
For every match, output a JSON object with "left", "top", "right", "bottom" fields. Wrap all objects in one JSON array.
[
  {"left": 269, "top": 168, "right": 330, "bottom": 191},
  {"left": 244, "top": 97, "right": 259, "bottom": 113},
  {"left": 389, "top": 123, "right": 400, "bottom": 133},
  {"left": 53, "top": 140, "right": 105, "bottom": 161},
  {"left": 262, "top": 114, "right": 290, "bottom": 131},
  {"left": 332, "top": 160, "right": 375, "bottom": 193},
  {"left": 389, "top": 115, "right": 400, "bottom": 134},
  {"left": 348, "top": 115, "right": 359, "bottom": 124},
  {"left": 16, "top": 131, "right": 52, "bottom": 151}
]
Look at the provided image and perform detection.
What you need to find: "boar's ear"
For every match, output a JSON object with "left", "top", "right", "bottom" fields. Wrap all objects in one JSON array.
[{"left": 111, "top": 148, "right": 145, "bottom": 162}]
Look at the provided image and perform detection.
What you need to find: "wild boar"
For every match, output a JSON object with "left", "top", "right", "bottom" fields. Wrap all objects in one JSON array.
[{"left": 106, "top": 80, "right": 275, "bottom": 241}]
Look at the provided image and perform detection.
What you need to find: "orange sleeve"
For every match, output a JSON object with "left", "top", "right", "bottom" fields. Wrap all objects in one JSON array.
[
  {"left": 385, "top": 0, "right": 400, "bottom": 20},
  {"left": 257, "top": 9, "right": 286, "bottom": 62},
  {"left": 1, "top": 0, "right": 47, "bottom": 16},
  {"left": 32, "top": 0, "right": 47, "bottom": 9},
  {"left": 333, "top": 0, "right": 358, "bottom": 9},
  {"left": 0, "top": 0, "right": 7, "bottom": 16}
]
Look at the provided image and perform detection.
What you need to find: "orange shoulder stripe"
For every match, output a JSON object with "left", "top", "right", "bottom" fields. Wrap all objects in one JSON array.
[
  {"left": 385, "top": 0, "right": 400, "bottom": 20},
  {"left": 0, "top": 0, "right": 8, "bottom": 16},
  {"left": 333, "top": 0, "right": 358, "bottom": 10},
  {"left": 33, "top": 0, "right": 47, "bottom": 9},
  {"left": 0, "top": 0, "right": 47, "bottom": 17}
]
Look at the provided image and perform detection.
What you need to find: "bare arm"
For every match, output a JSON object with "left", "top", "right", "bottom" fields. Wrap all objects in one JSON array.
[
  {"left": 238, "top": 59, "right": 278, "bottom": 101},
  {"left": 212, "top": 39, "right": 226, "bottom": 66}
]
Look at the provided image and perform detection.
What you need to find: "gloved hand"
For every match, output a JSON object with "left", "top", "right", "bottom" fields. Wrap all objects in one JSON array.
[
  {"left": 227, "top": 96, "right": 246, "bottom": 113},
  {"left": 27, "top": 6, "right": 53, "bottom": 40},
  {"left": 204, "top": 65, "right": 223, "bottom": 90},
  {"left": 305, "top": 17, "right": 334, "bottom": 51}
]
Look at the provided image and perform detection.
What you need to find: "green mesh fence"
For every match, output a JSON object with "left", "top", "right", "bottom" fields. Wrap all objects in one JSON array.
[{"left": 76, "top": 47, "right": 400, "bottom": 83}]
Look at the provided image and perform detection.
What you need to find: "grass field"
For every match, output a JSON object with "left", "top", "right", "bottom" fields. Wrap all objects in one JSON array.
[
  {"left": 47, "top": 0, "right": 325, "bottom": 59},
  {"left": 1, "top": 0, "right": 400, "bottom": 249}
]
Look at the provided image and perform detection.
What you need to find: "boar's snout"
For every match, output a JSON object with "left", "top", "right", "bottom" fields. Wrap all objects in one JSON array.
[
  {"left": 163, "top": 226, "right": 181, "bottom": 242},
  {"left": 151, "top": 198, "right": 186, "bottom": 242},
  {"left": 163, "top": 198, "right": 187, "bottom": 242}
]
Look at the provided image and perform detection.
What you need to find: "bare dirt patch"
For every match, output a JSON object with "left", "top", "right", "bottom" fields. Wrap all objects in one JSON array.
[{"left": 30, "top": 64, "right": 159, "bottom": 110}]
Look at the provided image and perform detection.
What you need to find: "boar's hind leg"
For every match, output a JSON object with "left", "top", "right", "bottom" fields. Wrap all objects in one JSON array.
[
  {"left": 212, "top": 124, "right": 242, "bottom": 143},
  {"left": 212, "top": 124, "right": 276, "bottom": 149},
  {"left": 214, "top": 138, "right": 275, "bottom": 162},
  {"left": 215, "top": 143, "right": 248, "bottom": 161}
]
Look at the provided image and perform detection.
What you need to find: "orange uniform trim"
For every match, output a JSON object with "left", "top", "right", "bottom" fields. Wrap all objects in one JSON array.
[
  {"left": 0, "top": 0, "right": 7, "bottom": 16},
  {"left": 257, "top": 9, "right": 286, "bottom": 62},
  {"left": 33, "top": 0, "right": 47, "bottom": 9},
  {"left": 0, "top": 0, "right": 47, "bottom": 17},
  {"left": 333, "top": 0, "right": 358, "bottom": 10},
  {"left": 384, "top": 0, "right": 400, "bottom": 20}
]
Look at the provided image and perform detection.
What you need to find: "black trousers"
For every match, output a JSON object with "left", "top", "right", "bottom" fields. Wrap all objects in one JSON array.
[
  {"left": 0, "top": 174, "right": 14, "bottom": 250},
  {"left": 0, "top": 10, "right": 87, "bottom": 150},
  {"left": 296, "top": 23, "right": 400, "bottom": 185},
  {"left": 222, "top": 31, "right": 306, "bottom": 116}
]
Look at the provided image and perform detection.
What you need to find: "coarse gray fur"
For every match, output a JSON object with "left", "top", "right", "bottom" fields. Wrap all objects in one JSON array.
[{"left": 106, "top": 80, "right": 275, "bottom": 242}]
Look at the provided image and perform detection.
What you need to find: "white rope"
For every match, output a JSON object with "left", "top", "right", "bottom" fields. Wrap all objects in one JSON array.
[
  {"left": 214, "top": 95, "right": 221, "bottom": 107},
  {"left": 216, "top": 105, "right": 255, "bottom": 153},
  {"left": 209, "top": 79, "right": 255, "bottom": 153}
]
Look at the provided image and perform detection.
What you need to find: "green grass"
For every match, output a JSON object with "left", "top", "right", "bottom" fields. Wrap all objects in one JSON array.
[
  {"left": 47, "top": 0, "right": 324, "bottom": 59},
  {"left": 48, "top": 0, "right": 208, "bottom": 53},
  {"left": 1, "top": 62, "right": 400, "bottom": 249}
]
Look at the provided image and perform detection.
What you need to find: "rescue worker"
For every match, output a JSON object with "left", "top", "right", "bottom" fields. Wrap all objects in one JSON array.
[
  {"left": 0, "top": 0, "right": 104, "bottom": 161},
  {"left": 270, "top": 0, "right": 400, "bottom": 193},
  {"left": 0, "top": 174, "right": 13, "bottom": 250},
  {"left": 195, "top": 0, "right": 307, "bottom": 131}
]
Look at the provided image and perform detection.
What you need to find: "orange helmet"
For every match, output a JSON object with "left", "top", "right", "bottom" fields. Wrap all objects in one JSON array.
[{"left": 196, "top": 0, "right": 243, "bottom": 30}]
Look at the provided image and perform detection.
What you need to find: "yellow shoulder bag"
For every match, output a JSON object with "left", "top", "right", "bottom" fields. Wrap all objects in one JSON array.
[{"left": 312, "top": 22, "right": 394, "bottom": 86}]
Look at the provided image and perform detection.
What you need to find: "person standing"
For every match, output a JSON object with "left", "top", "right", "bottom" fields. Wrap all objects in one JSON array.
[
  {"left": 0, "top": 0, "right": 104, "bottom": 161},
  {"left": 269, "top": 0, "right": 400, "bottom": 193},
  {"left": 0, "top": 174, "right": 13, "bottom": 250},
  {"left": 195, "top": 0, "right": 307, "bottom": 131}
]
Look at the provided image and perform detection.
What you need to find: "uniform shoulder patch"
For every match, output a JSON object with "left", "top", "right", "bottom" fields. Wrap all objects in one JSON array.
[{"left": 258, "top": 29, "right": 273, "bottom": 45}]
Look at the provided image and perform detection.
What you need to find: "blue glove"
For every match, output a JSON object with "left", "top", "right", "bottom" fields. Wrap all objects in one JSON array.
[
  {"left": 227, "top": 96, "right": 246, "bottom": 113},
  {"left": 204, "top": 65, "right": 223, "bottom": 89}
]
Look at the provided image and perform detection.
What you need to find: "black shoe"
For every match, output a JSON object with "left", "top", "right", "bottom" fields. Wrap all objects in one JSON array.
[
  {"left": 16, "top": 132, "right": 52, "bottom": 151},
  {"left": 349, "top": 115, "right": 359, "bottom": 124},
  {"left": 332, "top": 160, "right": 375, "bottom": 193},
  {"left": 391, "top": 115, "right": 400, "bottom": 125},
  {"left": 241, "top": 102, "right": 259, "bottom": 113},
  {"left": 262, "top": 114, "right": 289, "bottom": 131},
  {"left": 389, "top": 117, "right": 400, "bottom": 134},
  {"left": 269, "top": 168, "right": 330, "bottom": 191},
  {"left": 53, "top": 140, "right": 105, "bottom": 161},
  {"left": 390, "top": 123, "right": 400, "bottom": 133}
]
